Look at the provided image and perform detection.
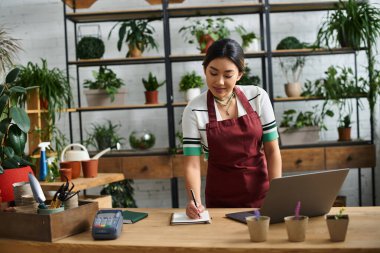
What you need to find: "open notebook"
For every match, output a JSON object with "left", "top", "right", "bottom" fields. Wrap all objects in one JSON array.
[{"left": 170, "top": 210, "right": 211, "bottom": 225}]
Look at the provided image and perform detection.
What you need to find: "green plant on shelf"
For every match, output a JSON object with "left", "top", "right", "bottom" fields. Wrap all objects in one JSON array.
[
  {"left": 179, "top": 71, "right": 204, "bottom": 91},
  {"left": 237, "top": 65, "right": 260, "bottom": 86},
  {"left": 108, "top": 19, "right": 158, "bottom": 57},
  {"left": 179, "top": 17, "right": 233, "bottom": 52},
  {"left": 84, "top": 120, "right": 125, "bottom": 151},
  {"left": 142, "top": 72, "right": 165, "bottom": 91},
  {"left": 0, "top": 26, "right": 21, "bottom": 76},
  {"left": 101, "top": 179, "right": 137, "bottom": 208},
  {"left": 77, "top": 36, "right": 105, "bottom": 59},
  {"left": 280, "top": 106, "right": 333, "bottom": 131},
  {"left": 235, "top": 25, "right": 259, "bottom": 50},
  {"left": 83, "top": 66, "right": 125, "bottom": 102}
]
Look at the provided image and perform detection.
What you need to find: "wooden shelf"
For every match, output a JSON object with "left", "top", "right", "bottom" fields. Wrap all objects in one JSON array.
[
  {"left": 39, "top": 173, "right": 125, "bottom": 191},
  {"left": 68, "top": 56, "right": 165, "bottom": 67},
  {"left": 269, "top": 1, "right": 342, "bottom": 13},
  {"left": 168, "top": 3, "right": 263, "bottom": 17},
  {"left": 272, "top": 48, "right": 356, "bottom": 57},
  {"left": 274, "top": 94, "right": 367, "bottom": 102},
  {"left": 89, "top": 148, "right": 171, "bottom": 157},
  {"left": 76, "top": 103, "right": 167, "bottom": 111},
  {"left": 27, "top": 108, "right": 76, "bottom": 114},
  {"left": 172, "top": 102, "right": 187, "bottom": 107},
  {"left": 65, "top": 8, "right": 163, "bottom": 23},
  {"left": 280, "top": 139, "right": 372, "bottom": 149}
]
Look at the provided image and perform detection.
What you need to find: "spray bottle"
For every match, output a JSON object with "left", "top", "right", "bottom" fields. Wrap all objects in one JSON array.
[{"left": 38, "top": 142, "right": 51, "bottom": 181}]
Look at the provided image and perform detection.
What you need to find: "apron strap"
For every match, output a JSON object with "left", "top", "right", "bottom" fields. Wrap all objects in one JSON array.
[
  {"left": 234, "top": 86, "right": 255, "bottom": 114},
  {"left": 207, "top": 90, "right": 217, "bottom": 123}
]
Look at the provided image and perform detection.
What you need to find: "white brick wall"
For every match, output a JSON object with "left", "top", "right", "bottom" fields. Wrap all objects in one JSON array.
[{"left": 1, "top": 0, "right": 379, "bottom": 207}]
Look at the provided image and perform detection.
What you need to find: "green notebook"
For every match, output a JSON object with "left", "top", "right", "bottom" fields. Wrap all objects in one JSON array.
[{"left": 122, "top": 210, "right": 148, "bottom": 224}]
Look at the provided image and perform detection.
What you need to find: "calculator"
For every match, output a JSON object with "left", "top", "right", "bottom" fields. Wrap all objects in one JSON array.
[{"left": 92, "top": 210, "right": 123, "bottom": 240}]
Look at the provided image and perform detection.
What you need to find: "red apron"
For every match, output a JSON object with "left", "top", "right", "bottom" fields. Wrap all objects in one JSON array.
[{"left": 205, "top": 87, "right": 269, "bottom": 208}]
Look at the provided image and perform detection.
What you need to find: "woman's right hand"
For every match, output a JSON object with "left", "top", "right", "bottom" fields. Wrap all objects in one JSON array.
[{"left": 186, "top": 200, "right": 205, "bottom": 219}]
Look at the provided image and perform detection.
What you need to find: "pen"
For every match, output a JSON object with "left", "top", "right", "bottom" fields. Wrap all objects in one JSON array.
[{"left": 190, "top": 189, "right": 201, "bottom": 218}]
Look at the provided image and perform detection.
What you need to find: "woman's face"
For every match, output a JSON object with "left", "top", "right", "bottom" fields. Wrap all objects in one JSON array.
[{"left": 204, "top": 57, "right": 243, "bottom": 100}]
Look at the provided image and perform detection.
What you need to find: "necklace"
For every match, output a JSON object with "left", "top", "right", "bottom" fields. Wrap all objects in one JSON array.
[
  {"left": 214, "top": 92, "right": 235, "bottom": 106},
  {"left": 214, "top": 92, "right": 235, "bottom": 116}
]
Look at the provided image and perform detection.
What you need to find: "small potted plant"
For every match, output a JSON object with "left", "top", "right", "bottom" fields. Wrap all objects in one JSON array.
[
  {"left": 276, "top": 36, "right": 308, "bottom": 97},
  {"left": 235, "top": 25, "right": 260, "bottom": 52},
  {"left": 179, "top": 71, "right": 204, "bottom": 102},
  {"left": 77, "top": 36, "right": 105, "bottom": 59},
  {"left": 108, "top": 19, "right": 158, "bottom": 57},
  {"left": 284, "top": 201, "right": 309, "bottom": 242},
  {"left": 83, "top": 66, "right": 126, "bottom": 106},
  {"left": 142, "top": 72, "right": 165, "bottom": 104},
  {"left": 245, "top": 210, "right": 270, "bottom": 242},
  {"left": 326, "top": 207, "right": 349, "bottom": 242},
  {"left": 237, "top": 66, "right": 261, "bottom": 86},
  {"left": 279, "top": 107, "right": 333, "bottom": 146},
  {"left": 179, "top": 17, "right": 233, "bottom": 53},
  {"left": 84, "top": 120, "right": 125, "bottom": 151},
  {"left": 338, "top": 115, "right": 352, "bottom": 141}
]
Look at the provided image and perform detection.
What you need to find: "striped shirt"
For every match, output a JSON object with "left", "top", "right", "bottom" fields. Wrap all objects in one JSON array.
[{"left": 182, "top": 85, "right": 278, "bottom": 159}]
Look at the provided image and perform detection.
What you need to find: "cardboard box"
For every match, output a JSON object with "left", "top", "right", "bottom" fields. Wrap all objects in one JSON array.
[{"left": 0, "top": 201, "right": 98, "bottom": 242}]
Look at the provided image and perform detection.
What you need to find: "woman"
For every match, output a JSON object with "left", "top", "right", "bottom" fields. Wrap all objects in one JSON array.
[{"left": 182, "top": 38, "right": 282, "bottom": 219}]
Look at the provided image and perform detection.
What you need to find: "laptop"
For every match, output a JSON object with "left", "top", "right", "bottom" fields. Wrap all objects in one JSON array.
[{"left": 225, "top": 169, "right": 349, "bottom": 224}]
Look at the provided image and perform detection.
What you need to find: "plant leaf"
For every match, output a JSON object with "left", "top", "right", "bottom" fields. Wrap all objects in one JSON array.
[
  {"left": 5, "top": 68, "right": 20, "bottom": 83},
  {"left": 7, "top": 124, "right": 27, "bottom": 156},
  {"left": 10, "top": 106, "right": 30, "bottom": 133}
]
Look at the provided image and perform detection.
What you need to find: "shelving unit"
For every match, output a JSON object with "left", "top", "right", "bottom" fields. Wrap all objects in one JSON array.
[{"left": 62, "top": 0, "right": 376, "bottom": 207}]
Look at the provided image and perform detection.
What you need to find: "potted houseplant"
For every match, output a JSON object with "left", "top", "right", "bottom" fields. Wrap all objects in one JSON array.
[
  {"left": 83, "top": 66, "right": 126, "bottom": 106},
  {"left": 179, "top": 17, "right": 233, "bottom": 53},
  {"left": 315, "top": 0, "right": 380, "bottom": 124},
  {"left": 15, "top": 59, "right": 73, "bottom": 154},
  {"left": 100, "top": 179, "right": 137, "bottom": 208},
  {"left": 279, "top": 107, "right": 333, "bottom": 146},
  {"left": 108, "top": 19, "right": 158, "bottom": 57},
  {"left": 284, "top": 201, "right": 309, "bottom": 242},
  {"left": 0, "top": 68, "right": 34, "bottom": 202},
  {"left": 0, "top": 26, "right": 21, "bottom": 77},
  {"left": 246, "top": 210, "right": 270, "bottom": 242},
  {"left": 235, "top": 25, "right": 260, "bottom": 52},
  {"left": 179, "top": 71, "right": 204, "bottom": 102},
  {"left": 276, "top": 36, "right": 308, "bottom": 97},
  {"left": 237, "top": 66, "right": 261, "bottom": 86},
  {"left": 142, "top": 72, "right": 165, "bottom": 104},
  {"left": 326, "top": 207, "right": 349, "bottom": 242},
  {"left": 84, "top": 120, "right": 125, "bottom": 151},
  {"left": 77, "top": 36, "right": 105, "bottom": 59}
]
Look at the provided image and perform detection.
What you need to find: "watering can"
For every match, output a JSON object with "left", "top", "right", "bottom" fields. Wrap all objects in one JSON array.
[
  {"left": 60, "top": 143, "right": 121, "bottom": 162},
  {"left": 60, "top": 143, "right": 90, "bottom": 162}
]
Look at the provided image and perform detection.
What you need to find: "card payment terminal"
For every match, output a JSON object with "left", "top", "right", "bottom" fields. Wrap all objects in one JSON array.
[{"left": 92, "top": 210, "right": 123, "bottom": 240}]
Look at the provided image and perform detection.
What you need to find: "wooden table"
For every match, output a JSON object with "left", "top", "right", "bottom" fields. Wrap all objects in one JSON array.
[
  {"left": 39, "top": 173, "right": 125, "bottom": 191},
  {"left": 0, "top": 207, "right": 379, "bottom": 253}
]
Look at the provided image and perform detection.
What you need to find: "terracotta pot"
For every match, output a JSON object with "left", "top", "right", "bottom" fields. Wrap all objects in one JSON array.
[
  {"left": 60, "top": 161, "right": 81, "bottom": 179},
  {"left": 199, "top": 34, "right": 215, "bottom": 54},
  {"left": 128, "top": 44, "right": 142, "bottom": 57},
  {"left": 326, "top": 215, "right": 349, "bottom": 242},
  {"left": 284, "top": 215, "right": 309, "bottom": 242},
  {"left": 39, "top": 98, "right": 48, "bottom": 109},
  {"left": 81, "top": 159, "right": 98, "bottom": 178},
  {"left": 0, "top": 166, "right": 34, "bottom": 202},
  {"left": 145, "top": 90, "right": 159, "bottom": 104},
  {"left": 338, "top": 127, "right": 351, "bottom": 141},
  {"left": 63, "top": 0, "right": 97, "bottom": 9},
  {"left": 246, "top": 216, "right": 270, "bottom": 242},
  {"left": 284, "top": 82, "right": 302, "bottom": 97},
  {"left": 59, "top": 168, "right": 72, "bottom": 182}
]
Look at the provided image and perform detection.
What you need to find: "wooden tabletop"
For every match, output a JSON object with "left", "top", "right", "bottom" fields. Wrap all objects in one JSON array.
[
  {"left": 39, "top": 173, "right": 125, "bottom": 191},
  {"left": 0, "top": 207, "right": 379, "bottom": 253}
]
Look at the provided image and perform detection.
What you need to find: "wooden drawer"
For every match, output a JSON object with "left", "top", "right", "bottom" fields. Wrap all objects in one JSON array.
[
  {"left": 98, "top": 157, "right": 123, "bottom": 173},
  {"left": 121, "top": 156, "right": 172, "bottom": 179},
  {"left": 326, "top": 144, "right": 376, "bottom": 169},
  {"left": 281, "top": 148, "right": 325, "bottom": 172},
  {"left": 172, "top": 155, "right": 208, "bottom": 177}
]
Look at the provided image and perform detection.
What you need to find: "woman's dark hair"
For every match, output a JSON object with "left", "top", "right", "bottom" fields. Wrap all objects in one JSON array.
[{"left": 202, "top": 38, "right": 245, "bottom": 72}]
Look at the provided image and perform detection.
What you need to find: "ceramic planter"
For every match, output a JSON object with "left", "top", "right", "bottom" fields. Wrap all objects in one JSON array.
[
  {"left": 84, "top": 88, "right": 127, "bottom": 107},
  {"left": 128, "top": 44, "right": 142, "bottom": 57},
  {"left": 246, "top": 216, "right": 270, "bottom": 242},
  {"left": 185, "top": 88, "right": 201, "bottom": 102},
  {"left": 326, "top": 215, "right": 349, "bottom": 242},
  {"left": 279, "top": 126, "right": 319, "bottom": 146},
  {"left": 284, "top": 82, "right": 302, "bottom": 97},
  {"left": 59, "top": 168, "right": 72, "bottom": 181},
  {"left": 64, "top": 0, "right": 97, "bottom": 9},
  {"left": 145, "top": 90, "right": 159, "bottom": 104},
  {"left": 245, "top": 38, "right": 260, "bottom": 52},
  {"left": 60, "top": 161, "right": 81, "bottom": 179},
  {"left": 81, "top": 159, "right": 98, "bottom": 178},
  {"left": 0, "top": 166, "right": 34, "bottom": 202},
  {"left": 338, "top": 127, "right": 351, "bottom": 141},
  {"left": 284, "top": 215, "right": 309, "bottom": 242}
]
